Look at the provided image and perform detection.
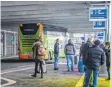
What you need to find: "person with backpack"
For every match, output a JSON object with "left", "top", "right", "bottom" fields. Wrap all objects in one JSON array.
[
  {"left": 83, "top": 40, "right": 106, "bottom": 87},
  {"left": 64, "top": 39, "right": 76, "bottom": 72},
  {"left": 80, "top": 38, "right": 94, "bottom": 86},
  {"left": 31, "top": 38, "right": 46, "bottom": 78},
  {"left": 105, "top": 42, "right": 110, "bottom": 80},
  {"left": 32, "top": 39, "right": 40, "bottom": 73}
]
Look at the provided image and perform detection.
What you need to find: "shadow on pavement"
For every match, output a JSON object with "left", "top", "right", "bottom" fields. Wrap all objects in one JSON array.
[
  {"left": 1, "top": 58, "right": 53, "bottom": 64},
  {"left": 1, "top": 58, "right": 34, "bottom": 63}
]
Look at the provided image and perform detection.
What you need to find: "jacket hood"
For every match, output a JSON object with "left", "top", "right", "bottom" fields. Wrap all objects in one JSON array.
[{"left": 68, "top": 39, "right": 72, "bottom": 44}]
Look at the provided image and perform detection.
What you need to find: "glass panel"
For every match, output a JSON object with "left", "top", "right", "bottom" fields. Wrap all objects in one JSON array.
[
  {"left": 1, "top": 31, "right": 4, "bottom": 57},
  {"left": 6, "top": 33, "right": 14, "bottom": 56}
]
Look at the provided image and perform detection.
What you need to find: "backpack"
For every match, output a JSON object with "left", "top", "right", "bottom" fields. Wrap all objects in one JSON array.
[{"left": 38, "top": 45, "right": 46, "bottom": 56}]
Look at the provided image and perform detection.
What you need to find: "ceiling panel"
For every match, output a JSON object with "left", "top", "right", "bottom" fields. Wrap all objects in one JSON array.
[{"left": 1, "top": 1, "right": 108, "bottom": 32}]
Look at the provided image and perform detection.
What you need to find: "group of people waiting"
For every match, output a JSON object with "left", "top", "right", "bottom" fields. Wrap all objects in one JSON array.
[
  {"left": 54, "top": 38, "right": 110, "bottom": 87},
  {"left": 31, "top": 37, "right": 110, "bottom": 87}
]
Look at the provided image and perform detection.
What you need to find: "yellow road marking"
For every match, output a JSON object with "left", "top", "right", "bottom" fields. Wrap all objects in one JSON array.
[
  {"left": 75, "top": 74, "right": 110, "bottom": 87},
  {"left": 75, "top": 74, "right": 84, "bottom": 87},
  {"left": 1, "top": 77, "right": 16, "bottom": 87}
]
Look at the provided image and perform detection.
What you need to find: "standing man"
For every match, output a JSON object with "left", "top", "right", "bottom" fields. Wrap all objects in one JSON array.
[
  {"left": 54, "top": 39, "right": 59, "bottom": 70},
  {"left": 64, "top": 39, "right": 75, "bottom": 72},
  {"left": 79, "top": 42, "right": 85, "bottom": 57},
  {"left": 105, "top": 42, "right": 110, "bottom": 80},
  {"left": 83, "top": 40, "right": 106, "bottom": 87}
]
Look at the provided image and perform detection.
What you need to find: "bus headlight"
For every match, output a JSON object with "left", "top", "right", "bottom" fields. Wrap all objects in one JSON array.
[{"left": 20, "top": 24, "right": 23, "bottom": 27}]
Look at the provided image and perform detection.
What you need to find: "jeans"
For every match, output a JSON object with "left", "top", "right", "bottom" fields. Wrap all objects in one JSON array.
[
  {"left": 66, "top": 55, "right": 74, "bottom": 71},
  {"left": 54, "top": 54, "right": 59, "bottom": 68},
  {"left": 107, "top": 66, "right": 110, "bottom": 79},
  {"left": 83, "top": 67, "right": 99, "bottom": 87}
]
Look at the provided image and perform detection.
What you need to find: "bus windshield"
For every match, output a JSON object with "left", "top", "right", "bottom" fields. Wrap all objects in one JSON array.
[{"left": 20, "top": 24, "right": 39, "bottom": 35}]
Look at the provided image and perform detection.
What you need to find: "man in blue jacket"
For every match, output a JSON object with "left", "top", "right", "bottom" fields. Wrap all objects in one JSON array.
[
  {"left": 83, "top": 40, "right": 106, "bottom": 87},
  {"left": 54, "top": 39, "right": 59, "bottom": 70},
  {"left": 64, "top": 39, "right": 75, "bottom": 72}
]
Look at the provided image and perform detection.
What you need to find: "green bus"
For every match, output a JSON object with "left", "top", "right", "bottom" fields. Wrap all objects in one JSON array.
[{"left": 18, "top": 23, "right": 68, "bottom": 60}]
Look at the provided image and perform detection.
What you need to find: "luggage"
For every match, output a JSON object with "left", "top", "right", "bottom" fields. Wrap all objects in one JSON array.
[
  {"left": 42, "top": 60, "right": 47, "bottom": 73},
  {"left": 38, "top": 60, "right": 47, "bottom": 73},
  {"left": 78, "top": 57, "right": 84, "bottom": 72}
]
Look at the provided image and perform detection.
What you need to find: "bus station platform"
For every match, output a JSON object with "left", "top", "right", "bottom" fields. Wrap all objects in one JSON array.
[{"left": 1, "top": 1, "right": 111, "bottom": 87}]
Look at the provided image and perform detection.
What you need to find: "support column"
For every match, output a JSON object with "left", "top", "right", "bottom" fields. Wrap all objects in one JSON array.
[
  {"left": 4, "top": 31, "right": 6, "bottom": 56},
  {"left": 14, "top": 33, "right": 17, "bottom": 55}
]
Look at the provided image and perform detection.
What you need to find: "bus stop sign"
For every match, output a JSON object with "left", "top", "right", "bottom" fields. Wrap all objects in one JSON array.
[
  {"left": 89, "top": 7, "right": 107, "bottom": 21},
  {"left": 93, "top": 21, "right": 106, "bottom": 29}
]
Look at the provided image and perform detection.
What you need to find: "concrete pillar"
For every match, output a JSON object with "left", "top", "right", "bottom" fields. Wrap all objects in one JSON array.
[
  {"left": 13, "top": 33, "right": 17, "bottom": 55},
  {"left": 4, "top": 31, "right": 6, "bottom": 56}
]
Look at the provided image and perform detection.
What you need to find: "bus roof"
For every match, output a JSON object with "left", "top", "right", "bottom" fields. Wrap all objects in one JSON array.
[{"left": 20, "top": 23, "right": 68, "bottom": 32}]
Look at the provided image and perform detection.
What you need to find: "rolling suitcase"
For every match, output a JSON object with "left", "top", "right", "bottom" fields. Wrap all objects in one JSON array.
[
  {"left": 42, "top": 60, "right": 47, "bottom": 73},
  {"left": 38, "top": 60, "right": 47, "bottom": 73},
  {"left": 78, "top": 57, "right": 84, "bottom": 72}
]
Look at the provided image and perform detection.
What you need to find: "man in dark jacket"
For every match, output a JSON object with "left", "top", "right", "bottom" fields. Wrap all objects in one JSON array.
[
  {"left": 105, "top": 42, "right": 110, "bottom": 80},
  {"left": 64, "top": 39, "right": 75, "bottom": 71},
  {"left": 82, "top": 38, "right": 92, "bottom": 65},
  {"left": 79, "top": 42, "right": 85, "bottom": 57},
  {"left": 83, "top": 40, "right": 106, "bottom": 87},
  {"left": 54, "top": 39, "right": 59, "bottom": 70}
]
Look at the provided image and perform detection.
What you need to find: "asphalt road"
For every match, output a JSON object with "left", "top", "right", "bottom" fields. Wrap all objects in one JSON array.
[
  {"left": 1, "top": 58, "right": 82, "bottom": 87},
  {"left": 1, "top": 58, "right": 108, "bottom": 87}
]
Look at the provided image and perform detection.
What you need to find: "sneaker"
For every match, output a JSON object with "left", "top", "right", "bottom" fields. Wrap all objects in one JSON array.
[
  {"left": 41, "top": 76, "right": 43, "bottom": 78},
  {"left": 37, "top": 71, "right": 40, "bottom": 73},
  {"left": 89, "top": 85, "right": 94, "bottom": 87},
  {"left": 54, "top": 68, "right": 59, "bottom": 70},
  {"left": 31, "top": 74, "right": 36, "bottom": 77},
  {"left": 67, "top": 70, "right": 70, "bottom": 72},
  {"left": 106, "top": 78, "right": 110, "bottom": 80}
]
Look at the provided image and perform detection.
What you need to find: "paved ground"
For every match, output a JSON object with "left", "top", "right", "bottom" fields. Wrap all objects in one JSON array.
[
  {"left": 1, "top": 58, "right": 110, "bottom": 87},
  {"left": 1, "top": 79, "right": 8, "bottom": 84}
]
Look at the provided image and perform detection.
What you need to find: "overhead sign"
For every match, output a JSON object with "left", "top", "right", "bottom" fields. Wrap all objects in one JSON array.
[
  {"left": 97, "top": 32, "right": 104, "bottom": 37},
  {"left": 96, "top": 32, "right": 105, "bottom": 42},
  {"left": 47, "top": 31, "right": 65, "bottom": 36},
  {"left": 93, "top": 21, "right": 106, "bottom": 29},
  {"left": 89, "top": 7, "right": 107, "bottom": 21},
  {"left": 81, "top": 37, "right": 85, "bottom": 40}
]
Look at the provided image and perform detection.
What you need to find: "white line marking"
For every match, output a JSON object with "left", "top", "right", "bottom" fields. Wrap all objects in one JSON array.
[
  {"left": 58, "top": 62, "right": 67, "bottom": 64},
  {"left": 1, "top": 77, "right": 16, "bottom": 87},
  {"left": 1, "top": 67, "right": 34, "bottom": 74},
  {"left": 1, "top": 63, "right": 73, "bottom": 74},
  {"left": 1, "top": 55, "right": 18, "bottom": 59},
  {"left": 17, "top": 65, "right": 34, "bottom": 68}
]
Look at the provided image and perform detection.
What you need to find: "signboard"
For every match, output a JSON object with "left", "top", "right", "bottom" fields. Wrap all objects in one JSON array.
[
  {"left": 89, "top": 7, "right": 107, "bottom": 21},
  {"left": 96, "top": 32, "right": 105, "bottom": 42},
  {"left": 93, "top": 21, "right": 106, "bottom": 29}
]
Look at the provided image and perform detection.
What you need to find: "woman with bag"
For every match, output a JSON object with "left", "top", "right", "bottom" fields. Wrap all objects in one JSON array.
[{"left": 31, "top": 38, "right": 46, "bottom": 78}]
